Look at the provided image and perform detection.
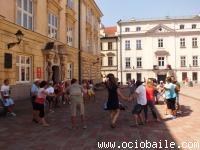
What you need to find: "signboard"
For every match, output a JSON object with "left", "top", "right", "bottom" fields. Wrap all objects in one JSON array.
[{"left": 36, "top": 67, "right": 42, "bottom": 78}]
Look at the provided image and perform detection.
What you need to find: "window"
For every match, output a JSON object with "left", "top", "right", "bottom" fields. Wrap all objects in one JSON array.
[
  {"left": 100, "top": 43, "right": 103, "bottom": 50},
  {"left": 136, "top": 73, "right": 142, "bottom": 81},
  {"left": 16, "top": 0, "right": 33, "bottom": 30},
  {"left": 180, "top": 24, "right": 184, "bottom": 29},
  {"left": 67, "top": 24, "right": 73, "bottom": 46},
  {"left": 192, "top": 72, "right": 198, "bottom": 81},
  {"left": 108, "top": 42, "right": 112, "bottom": 50},
  {"left": 16, "top": 55, "right": 31, "bottom": 82},
  {"left": 125, "top": 40, "right": 130, "bottom": 50},
  {"left": 180, "top": 56, "right": 186, "bottom": 67},
  {"left": 136, "top": 27, "right": 141, "bottom": 31},
  {"left": 126, "top": 73, "right": 131, "bottom": 82},
  {"left": 125, "top": 57, "right": 131, "bottom": 68},
  {"left": 192, "top": 37, "right": 198, "bottom": 47},
  {"left": 125, "top": 27, "right": 130, "bottom": 32},
  {"left": 67, "top": 0, "right": 74, "bottom": 9},
  {"left": 108, "top": 57, "right": 113, "bottom": 66},
  {"left": 67, "top": 63, "right": 73, "bottom": 80},
  {"left": 158, "top": 57, "right": 164, "bottom": 66},
  {"left": 48, "top": 13, "right": 58, "bottom": 39},
  {"left": 193, "top": 56, "right": 198, "bottom": 67},
  {"left": 182, "top": 72, "right": 187, "bottom": 81},
  {"left": 136, "top": 40, "right": 142, "bottom": 50},
  {"left": 158, "top": 39, "right": 163, "bottom": 48},
  {"left": 192, "top": 24, "right": 197, "bottom": 29},
  {"left": 137, "top": 57, "right": 142, "bottom": 68},
  {"left": 180, "top": 38, "right": 185, "bottom": 48}
]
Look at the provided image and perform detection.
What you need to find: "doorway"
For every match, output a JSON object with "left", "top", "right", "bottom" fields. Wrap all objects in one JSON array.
[
  {"left": 52, "top": 66, "right": 60, "bottom": 83},
  {"left": 157, "top": 74, "right": 166, "bottom": 83}
]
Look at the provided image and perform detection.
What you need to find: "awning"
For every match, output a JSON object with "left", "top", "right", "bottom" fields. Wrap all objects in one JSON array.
[
  {"left": 44, "top": 42, "right": 54, "bottom": 50},
  {"left": 107, "top": 52, "right": 115, "bottom": 56},
  {"left": 155, "top": 50, "right": 169, "bottom": 56},
  {"left": 100, "top": 53, "right": 105, "bottom": 57}
]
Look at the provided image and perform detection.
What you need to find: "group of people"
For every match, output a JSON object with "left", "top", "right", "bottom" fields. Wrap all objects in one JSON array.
[
  {"left": 105, "top": 74, "right": 181, "bottom": 128},
  {"left": 30, "top": 78, "right": 95, "bottom": 128},
  {"left": 1, "top": 75, "right": 181, "bottom": 129}
]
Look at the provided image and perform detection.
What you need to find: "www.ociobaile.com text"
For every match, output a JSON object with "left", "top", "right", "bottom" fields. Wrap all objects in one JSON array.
[{"left": 97, "top": 140, "right": 200, "bottom": 149}]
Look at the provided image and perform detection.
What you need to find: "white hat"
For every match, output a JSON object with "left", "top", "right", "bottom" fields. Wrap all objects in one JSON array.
[{"left": 34, "top": 79, "right": 40, "bottom": 83}]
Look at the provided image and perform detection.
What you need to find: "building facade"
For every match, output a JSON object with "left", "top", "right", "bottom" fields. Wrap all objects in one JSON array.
[
  {"left": 0, "top": 0, "right": 102, "bottom": 100},
  {"left": 100, "top": 26, "right": 118, "bottom": 82},
  {"left": 117, "top": 15, "right": 200, "bottom": 84}
]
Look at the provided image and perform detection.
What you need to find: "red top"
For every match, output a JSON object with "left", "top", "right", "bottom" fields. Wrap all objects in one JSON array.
[{"left": 146, "top": 86, "right": 154, "bottom": 101}]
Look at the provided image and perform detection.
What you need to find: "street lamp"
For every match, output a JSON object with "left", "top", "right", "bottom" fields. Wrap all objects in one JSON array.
[{"left": 7, "top": 30, "right": 24, "bottom": 49}]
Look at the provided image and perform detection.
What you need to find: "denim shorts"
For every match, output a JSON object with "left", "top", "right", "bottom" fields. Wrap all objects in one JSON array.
[{"left": 3, "top": 98, "right": 14, "bottom": 107}]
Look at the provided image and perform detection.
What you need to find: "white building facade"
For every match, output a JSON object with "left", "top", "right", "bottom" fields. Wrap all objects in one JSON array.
[
  {"left": 100, "top": 26, "right": 118, "bottom": 82},
  {"left": 117, "top": 15, "right": 200, "bottom": 84}
]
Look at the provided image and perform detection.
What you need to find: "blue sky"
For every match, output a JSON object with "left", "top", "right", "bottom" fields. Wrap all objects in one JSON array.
[{"left": 95, "top": 0, "right": 200, "bottom": 26}]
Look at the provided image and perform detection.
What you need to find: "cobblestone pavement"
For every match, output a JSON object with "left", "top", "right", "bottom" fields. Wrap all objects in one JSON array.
[{"left": 0, "top": 88, "right": 200, "bottom": 150}]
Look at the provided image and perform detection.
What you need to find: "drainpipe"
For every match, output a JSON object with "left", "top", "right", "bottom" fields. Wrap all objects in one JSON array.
[
  {"left": 117, "top": 20, "right": 123, "bottom": 85},
  {"left": 78, "top": 0, "right": 81, "bottom": 84}
]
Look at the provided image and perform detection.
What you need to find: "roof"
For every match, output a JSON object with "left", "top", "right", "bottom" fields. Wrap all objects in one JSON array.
[
  {"left": 118, "top": 15, "right": 200, "bottom": 24},
  {"left": 104, "top": 26, "right": 117, "bottom": 34}
]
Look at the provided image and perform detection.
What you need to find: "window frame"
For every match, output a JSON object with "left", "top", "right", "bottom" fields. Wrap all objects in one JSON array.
[
  {"left": 136, "top": 57, "right": 142, "bottom": 68},
  {"left": 180, "top": 56, "right": 186, "bottom": 67},
  {"left": 16, "top": 0, "right": 33, "bottom": 30},
  {"left": 125, "top": 40, "right": 131, "bottom": 50},
  {"left": 192, "top": 37, "right": 198, "bottom": 48},
  {"left": 180, "top": 38, "right": 186, "bottom": 48},
  {"left": 16, "top": 55, "right": 32, "bottom": 83},
  {"left": 180, "top": 24, "right": 184, "bottom": 29},
  {"left": 158, "top": 39, "right": 163, "bottom": 48},
  {"left": 108, "top": 42, "right": 112, "bottom": 50},
  {"left": 108, "top": 57, "right": 113, "bottom": 66},
  {"left": 136, "top": 40, "right": 142, "bottom": 50},
  {"left": 48, "top": 12, "right": 58, "bottom": 39},
  {"left": 192, "top": 56, "right": 198, "bottom": 67},
  {"left": 125, "top": 57, "right": 131, "bottom": 68},
  {"left": 158, "top": 56, "right": 165, "bottom": 67}
]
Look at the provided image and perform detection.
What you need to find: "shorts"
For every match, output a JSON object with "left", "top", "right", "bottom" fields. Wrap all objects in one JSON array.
[
  {"left": 34, "top": 103, "right": 45, "bottom": 118},
  {"left": 3, "top": 98, "right": 14, "bottom": 107},
  {"left": 71, "top": 100, "right": 85, "bottom": 116},
  {"left": 166, "top": 98, "right": 176, "bottom": 110},
  {"left": 132, "top": 104, "right": 144, "bottom": 115}
]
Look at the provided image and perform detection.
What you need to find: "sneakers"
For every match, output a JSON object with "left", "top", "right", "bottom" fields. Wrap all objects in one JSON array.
[
  {"left": 10, "top": 112, "right": 16, "bottom": 117},
  {"left": 166, "top": 115, "right": 176, "bottom": 119}
]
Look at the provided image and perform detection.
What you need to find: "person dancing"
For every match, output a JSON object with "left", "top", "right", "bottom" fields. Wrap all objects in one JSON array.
[{"left": 106, "top": 73, "right": 129, "bottom": 128}]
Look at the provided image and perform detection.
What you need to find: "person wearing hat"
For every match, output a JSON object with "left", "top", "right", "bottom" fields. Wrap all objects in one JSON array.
[{"left": 30, "top": 79, "right": 40, "bottom": 122}]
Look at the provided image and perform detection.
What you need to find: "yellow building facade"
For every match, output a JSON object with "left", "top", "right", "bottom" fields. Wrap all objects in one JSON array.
[{"left": 0, "top": 0, "right": 102, "bottom": 100}]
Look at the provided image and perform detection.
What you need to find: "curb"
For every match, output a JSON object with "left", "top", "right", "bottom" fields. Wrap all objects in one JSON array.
[{"left": 180, "top": 93, "right": 200, "bottom": 101}]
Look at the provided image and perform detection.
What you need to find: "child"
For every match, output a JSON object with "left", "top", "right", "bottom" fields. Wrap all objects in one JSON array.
[{"left": 0, "top": 79, "right": 16, "bottom": 116}]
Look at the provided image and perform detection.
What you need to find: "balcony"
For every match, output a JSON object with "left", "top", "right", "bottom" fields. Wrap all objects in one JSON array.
[{"left": 153, "top": 65, "right": 159, "bottom": 70}]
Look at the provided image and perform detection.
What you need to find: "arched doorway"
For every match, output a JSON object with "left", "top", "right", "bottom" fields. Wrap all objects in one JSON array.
[{"left": 52, "top": 66, "right": 60, "bottom": 83}]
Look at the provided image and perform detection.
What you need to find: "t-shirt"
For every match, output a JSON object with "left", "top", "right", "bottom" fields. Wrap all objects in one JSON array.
[
  {"left": 164, "top": 83, "right": 176, "bottom": 99},
  {"left": 31, "top": 83, "right": 39, "bottom": 96},
  {"left": 35, "top": 88, "right": 46, "bottom": 104},
  {"left": 1, "top": 84, "right": 10, "bottom": 97},
  {"left": 46, "top": 86, "right": 54, "bottom": 94},
  {"left": 135, "top": 85, "right": 147, "bottom": 105},
  {"left": 146, "top": 86, "right": 154, "bottom": 101},
  {"left": 68, "top": 83, "right": 83, "bottom": 102}
]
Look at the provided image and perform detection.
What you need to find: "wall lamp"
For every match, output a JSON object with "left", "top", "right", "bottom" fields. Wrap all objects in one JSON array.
[
  {"left": 92, "top": 58, "right": 100, "bottom": 65},
  {"left": 7, "top": 30, "right": 24, "bottom": 49}
]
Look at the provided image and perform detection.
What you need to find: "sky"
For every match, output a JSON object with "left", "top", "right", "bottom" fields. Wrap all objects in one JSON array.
[{"left": 95, "top": 0, "right": 200, "bottom": 26}]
